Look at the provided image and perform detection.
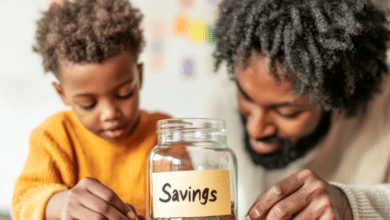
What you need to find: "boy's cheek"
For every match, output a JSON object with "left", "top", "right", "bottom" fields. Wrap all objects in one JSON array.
[{"left": 72, "top": 110, "right": 99, "bottom": 131}]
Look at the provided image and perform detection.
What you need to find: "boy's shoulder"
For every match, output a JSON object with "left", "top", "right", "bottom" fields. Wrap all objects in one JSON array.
[
  {"left": 31, "top": 110, "right": 79, "bottom": 140},
  {"left": 141, "top": 110, "right": 171, "bottom": 122},
  {"left": 37, "top": 110, "right": 77, "bottom": 130},
  {"left": 27, "top": 110, "right": 82, "bottom": 153},
  {"left": 139, "top": 110, "right": 171, "bottom": 132}
]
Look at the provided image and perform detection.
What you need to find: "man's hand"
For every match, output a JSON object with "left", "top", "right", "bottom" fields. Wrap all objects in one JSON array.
[
  {"left": 45, "top": 177, "right": 138, "bottom": 220},
  {"left": 245, "top": 169, "right": 353, "bottom": 220}
]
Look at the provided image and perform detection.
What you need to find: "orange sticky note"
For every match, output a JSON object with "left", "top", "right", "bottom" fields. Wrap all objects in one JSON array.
[{"left": 174, "top": 15, "right": 189, "bottom": 36}]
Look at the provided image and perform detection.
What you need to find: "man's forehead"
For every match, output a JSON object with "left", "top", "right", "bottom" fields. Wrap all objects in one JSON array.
[
  {"left": 237, "top": 50, "right": 294, "bottom": 78},
  {"left": 237, "top": 54, "right": 294, "bottom": 88},
  {"left": 234, "top": 77, "right": 307, "bottom": 106},
  {"left": 234, "top": 54, "right": 318, "bottom": 107}
]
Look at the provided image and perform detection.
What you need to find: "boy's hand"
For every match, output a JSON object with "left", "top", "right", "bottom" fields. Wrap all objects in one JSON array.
[{"left": 46, "top": 177, "right": 138, "bottom": 220}]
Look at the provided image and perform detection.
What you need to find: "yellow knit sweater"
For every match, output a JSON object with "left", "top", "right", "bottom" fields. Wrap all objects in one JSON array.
[{"left": 12, "top": 110, "right": 170, "bottom": 220}]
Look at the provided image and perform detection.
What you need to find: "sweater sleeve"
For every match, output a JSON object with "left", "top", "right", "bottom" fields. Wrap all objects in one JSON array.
[
  {"left": 331, "top": 182, "right": 390, "bottom": 220},
  {"left": 12, "top": 125, "right": 74, "bottom": 220}
]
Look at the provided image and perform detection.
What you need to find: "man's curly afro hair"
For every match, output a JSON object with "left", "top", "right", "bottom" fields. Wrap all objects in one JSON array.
[
  {"left": 213, "top": 0, "right": 390, "bottom": 117},
  {"left": 33, "top": 0, "right": 144, "bottom": 76}
]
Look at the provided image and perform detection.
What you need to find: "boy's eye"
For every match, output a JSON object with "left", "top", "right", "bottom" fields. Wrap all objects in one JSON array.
[
  {"left": 79, "top": 103, "right": 96, "bottom": 110},
  {"left": 74, "top": 97, "right": 97, "bottom": 110},
  {"left": 117, "top": 85, "right": 136, "bottom": 99},
  {"left": 117, "top": 90, "right": 135, "bottom": 99}
]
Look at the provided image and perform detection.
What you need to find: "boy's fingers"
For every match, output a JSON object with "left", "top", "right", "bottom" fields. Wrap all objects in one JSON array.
[
  {"left": 76, "top": 189, "right": 129, "bottom": 220},
  {"left": 81, "top": 177, "right": 133, "bottom": 217},
  {"left": 63, "top": 203, "right": 109, "bottom": 220},
  {"left": 126, "top": 203, "right": 139, "bottom": 220}
]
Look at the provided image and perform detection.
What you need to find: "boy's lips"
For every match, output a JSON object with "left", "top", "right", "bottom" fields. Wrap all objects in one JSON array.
[
  {"left": 102, "top": 125, "right": 126, "bottom": 139},
  {"left": 250, "top": 138, "right": 281, "bottom": 154}
]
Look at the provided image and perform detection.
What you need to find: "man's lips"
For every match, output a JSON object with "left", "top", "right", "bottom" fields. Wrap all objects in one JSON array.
[{"left": 250, "top": 138, "right": 281, "bottom": 154}]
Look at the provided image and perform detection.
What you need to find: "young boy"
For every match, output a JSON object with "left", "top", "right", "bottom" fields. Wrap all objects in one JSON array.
[{"left": 11, "top": 0, "right": 170, "bottom": 219}]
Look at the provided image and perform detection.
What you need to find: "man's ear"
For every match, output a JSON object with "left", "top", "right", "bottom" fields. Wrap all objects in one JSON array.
[
  {"left": 52, "top": 82, "right": 70, "bottom": 106},
  {"left": 137, "top": 63, "right": 143, "bottom": 89}
]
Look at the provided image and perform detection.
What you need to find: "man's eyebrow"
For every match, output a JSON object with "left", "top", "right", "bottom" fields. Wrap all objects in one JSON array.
[
  {"left": 74, "top": 79, "right": 134, "bottom": 98},
  {"left": 235, "top": 79, "right": 253, "bottom": 102},
  {"left": 271, "top": 102, "right": 302, "bottom": 108},
  {"left": 234, "top": 79, "right": 303, "bottom": 107}
]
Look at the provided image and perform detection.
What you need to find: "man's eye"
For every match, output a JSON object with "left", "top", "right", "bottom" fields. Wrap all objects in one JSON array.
[
  {"left": 117, "top": 90, "right": 135, "bottom": 99},
  {"left": 276, "top": 110, "right": 300, "bottom": 119},
  {"left": 239, "top": 90, "right": 250, "bottom": 101}
]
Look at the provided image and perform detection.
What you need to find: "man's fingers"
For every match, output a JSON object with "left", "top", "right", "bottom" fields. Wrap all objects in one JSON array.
[
  {"left": 246, "top": 170, "right": 309, "bottom": 219},
  {"left": 289, "top": 195, "right": 329, "bottom": 220},
  {"left": 81, "top": 177, "right": 133, "bottom": 218},
  {"left": 264, "top": 185, "right": 311, "bottom": 220},
  {"left": 265, "top": 171, "right": 328, "bottom": 219}
]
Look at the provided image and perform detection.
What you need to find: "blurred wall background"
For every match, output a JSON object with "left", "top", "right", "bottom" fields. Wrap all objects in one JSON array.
[{"left": 0, "top": 0, "right": 223, "bottom": 217}]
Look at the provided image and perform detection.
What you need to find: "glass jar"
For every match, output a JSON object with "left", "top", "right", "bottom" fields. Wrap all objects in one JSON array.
[{"left": 147, "top": 118, "right": 237, "bottom": 220}]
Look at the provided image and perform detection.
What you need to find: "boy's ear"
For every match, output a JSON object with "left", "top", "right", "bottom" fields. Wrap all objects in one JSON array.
[
  {"left": 137, "top": 63, "right": 143, "bottom": 89},
  {"left": 52, "top": 82, "right": 70, "bottom": 106}
]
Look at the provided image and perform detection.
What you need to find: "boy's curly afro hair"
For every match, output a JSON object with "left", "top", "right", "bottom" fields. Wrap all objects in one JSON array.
[
  {"left": 213, "top": 0, "right": 390, "bottom": 117},
  {"left": 33, "top": 0, "right": 144, "bottom": 76}
]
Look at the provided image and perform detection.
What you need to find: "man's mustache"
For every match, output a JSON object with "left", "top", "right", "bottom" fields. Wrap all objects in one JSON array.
[{"left": 255, "top": 135, "right": 288, "bottom": 145}]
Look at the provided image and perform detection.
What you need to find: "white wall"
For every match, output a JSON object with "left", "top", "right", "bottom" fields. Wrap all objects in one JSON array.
[
  {"left": 3, "top": 0, "right": 388, "bottom": 217},
  {"left": 0, "top": 0, "right": 224, "bottom": 214}
]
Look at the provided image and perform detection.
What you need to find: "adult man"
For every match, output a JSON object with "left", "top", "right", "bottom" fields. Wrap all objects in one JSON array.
[{"left": 210, "top": 0, "right": 390, "bottom": 219}]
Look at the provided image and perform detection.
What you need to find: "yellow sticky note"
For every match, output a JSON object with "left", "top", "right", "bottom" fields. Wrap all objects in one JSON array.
[{"left": 189, "top": 19, "right": 208, "bottom": 44}]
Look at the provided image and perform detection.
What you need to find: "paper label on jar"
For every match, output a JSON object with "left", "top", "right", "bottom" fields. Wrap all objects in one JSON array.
[{"left": 152, "top": 170, "right": 231, "bottom": 218}]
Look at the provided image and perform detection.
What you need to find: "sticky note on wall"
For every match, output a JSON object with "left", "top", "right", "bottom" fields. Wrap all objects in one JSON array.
[
  {"left": 174, "top": 15, "right": 190, "bottom": 36},
  {"left": 208, "top": 25, "right": 215, "bottom": 44},
  {"left": 189, "top": 19, "right": 208, "bottom": 44},
  {"left": 182, "top": 58, "right": 195, "bottom": 78},
  {"left": 178, "top": 0, "right": 195, "bottom": 9}
]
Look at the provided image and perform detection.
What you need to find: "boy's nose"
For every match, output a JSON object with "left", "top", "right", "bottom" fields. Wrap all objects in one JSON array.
[
  {"left": 246, "top": 108, "right": 276, "bottom": 140},
  {"left": 100, "top": 101, "right": 120, "bottom": 121}
]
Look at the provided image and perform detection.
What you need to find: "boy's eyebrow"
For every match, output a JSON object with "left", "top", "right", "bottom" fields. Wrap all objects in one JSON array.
[
  {"left": 74, "top": 93, "right": 94, "bottom": 98},
  {"left": 234, "top": 79, "right": 303, "bottom": 107},
  {"left": 74, "top": 79, "right": 134, "bottom": 98},
  {"left": 113, "top": 78, "right": 135, "bottom": 90}
]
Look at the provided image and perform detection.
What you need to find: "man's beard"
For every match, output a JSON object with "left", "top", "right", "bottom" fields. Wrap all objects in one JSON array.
[{"left": 241, "top": 111, "right": 331, "bottom": 170}]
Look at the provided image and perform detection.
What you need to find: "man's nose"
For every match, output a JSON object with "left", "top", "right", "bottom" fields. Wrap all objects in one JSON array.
[
  {"left": 100, "top": 100, "right": 120, "bottom": 121},
  {"left": 246, "top": 107, "right": 276, "bottom": 140}
]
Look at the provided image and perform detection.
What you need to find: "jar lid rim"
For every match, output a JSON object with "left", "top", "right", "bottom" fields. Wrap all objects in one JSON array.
[{"left": 157, "top": 118, "right": 226, "bottom": 130}]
